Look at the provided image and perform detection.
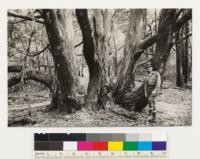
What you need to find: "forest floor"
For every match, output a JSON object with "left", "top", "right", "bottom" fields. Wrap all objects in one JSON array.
[{"left": 8, "top": 81, "right": 192, "bottom": 127}]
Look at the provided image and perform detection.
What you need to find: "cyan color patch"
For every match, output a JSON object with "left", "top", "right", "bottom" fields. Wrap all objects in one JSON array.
[{"left": 137, "top": 142, "right": 152, "bottom": 151}]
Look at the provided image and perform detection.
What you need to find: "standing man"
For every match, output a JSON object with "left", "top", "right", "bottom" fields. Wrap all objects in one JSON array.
[{"left": 144, "top": 62, "right": 161, "bottom": 123}]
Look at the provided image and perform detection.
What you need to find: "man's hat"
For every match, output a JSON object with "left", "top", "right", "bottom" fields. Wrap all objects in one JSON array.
[{"left": 144, "top": 62, "right": 152, "bottom": 68}]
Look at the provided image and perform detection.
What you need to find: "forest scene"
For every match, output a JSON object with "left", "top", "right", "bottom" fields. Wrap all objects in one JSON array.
[{"left": 8, "top": 9, "right": 192, "bottom": 127}]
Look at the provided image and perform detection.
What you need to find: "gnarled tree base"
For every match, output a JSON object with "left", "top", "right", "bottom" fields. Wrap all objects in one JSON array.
[
  {"left": 48, "top": 95, "right": 82, "bottom": 114},
  {"left": 113, "top": 83, "right": 148, "bottom": 112}
]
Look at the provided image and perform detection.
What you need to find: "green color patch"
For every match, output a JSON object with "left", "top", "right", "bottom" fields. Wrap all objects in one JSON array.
[{"left": 123, "top": 142, "right": 138, "bottom": 151}]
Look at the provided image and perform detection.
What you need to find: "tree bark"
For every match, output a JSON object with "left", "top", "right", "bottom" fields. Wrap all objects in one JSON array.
[
  {"left": 153, "top": 10, "right": 177, "bottom": 76},
  {"left": 182, "top": 20, "right": 190, "bottom": 86},
  {"left": 175, "top": 33, "right": 184, "bottom": 87},
  {"left": 76, "top": 9, "right": 112, "bottom": 110},
  {"left": 41, "top": 10, "right": 80, "bottom": 113},
  {"left": 174, "top": 16, "right": 191, "bottom": 88},
  {"left": 113, "top": 9, "right": 145, "bottom": 103}
]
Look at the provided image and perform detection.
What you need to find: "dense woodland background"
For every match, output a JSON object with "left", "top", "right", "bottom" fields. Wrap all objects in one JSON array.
[{"left": 8, "top": 9, "right": 192, "bottom": 127}]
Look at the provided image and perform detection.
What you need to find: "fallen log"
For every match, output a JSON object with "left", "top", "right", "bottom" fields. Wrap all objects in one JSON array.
[{"left": 8, "top": 101, "right": 50, "bottom": 126}]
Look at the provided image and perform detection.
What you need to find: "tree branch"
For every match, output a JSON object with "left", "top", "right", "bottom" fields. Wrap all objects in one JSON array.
[
  {"left": 138, "top": 34, "right": 157, "bottom": 50},
  {"left": 8, "top": 11, "right": 44, "bottom": 24},
  {"left": 174, "top": 9, "right": 192, "bottom": 32},
  {"left": 8, "top": 65, "right": 23, "bottom": 73},
  {"left": 74, "top": 41, "right": 83, "bottom": 48},
  {"left": 8, "top": 19, "right": 27, "bottom": 24},
  {"left": 115, "top": 45, "right": 125, "bottom": 53},
  {"left": 175, "top": 9, "right": 184, "bottom": 21},
  {"left": 138, "top": 57, "right": 153, "bottom": 66},
  {"left": 173, "top": 33, "right": 192, "bottom": 44},
  {"left": 29, "top": 44, "right": 50, "bottom": 57},
  {"left": 8, "top": 69, "right": 53, "bottom": 89},
  {"left": 24, "top": 31, "right": 35, "bottom": 61},
  {"left": 136, "top": 10, "right": 192, "bottom": 51}
]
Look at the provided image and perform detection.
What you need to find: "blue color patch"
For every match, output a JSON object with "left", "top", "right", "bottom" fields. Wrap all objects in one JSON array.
[{"left": 137, "top": 142, "right": 152, "bottom": 151}]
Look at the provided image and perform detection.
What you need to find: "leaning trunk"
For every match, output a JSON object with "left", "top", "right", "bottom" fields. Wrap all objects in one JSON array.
[{"left": 113, "top": 9, "right": 145, "bottom": 104}]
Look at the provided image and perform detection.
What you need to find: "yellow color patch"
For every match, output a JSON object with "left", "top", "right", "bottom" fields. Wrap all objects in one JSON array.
[{"left": 108, "top": 142, "right": 123, "bottom": 151}]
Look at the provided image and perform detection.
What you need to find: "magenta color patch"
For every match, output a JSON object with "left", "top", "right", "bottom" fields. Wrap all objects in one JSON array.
[{"left": 77, "top": 141, "right": 93, "bottom": 151}]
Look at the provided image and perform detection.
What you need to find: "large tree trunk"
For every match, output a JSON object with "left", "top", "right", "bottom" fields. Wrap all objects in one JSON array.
[
  {"left": 76, "top": 9, "right": 114, "bottom": 110},
  {"left": 175, "top": 19, "right": 190, "bottom": 88},
  {"left": 104, "top": 11, "right": 117, "bottom": 88},
  {"left": 41, "top": 10, "right": 80, "bottom": 113},
  {"left": 182, "top": 20, "right": 190, "bottom": 86},
  {"left": 113, "top": 9, "right": 145, "bottom": 104},
  {"left": 153, "top": 10, "right": 177, "bottom": 75},
  {"left": 175, "top": 33, "right": 184, "bottom": 87}
]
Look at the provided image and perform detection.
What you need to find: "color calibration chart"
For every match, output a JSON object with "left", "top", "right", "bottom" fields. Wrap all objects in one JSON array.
[{"left": 34, "top": 133, "right": 167, "bottom": 159}]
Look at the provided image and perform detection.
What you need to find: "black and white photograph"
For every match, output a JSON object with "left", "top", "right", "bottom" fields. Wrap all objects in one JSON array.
[{"left": 8, "top": 9, "right": 192, "bottom": 127}]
